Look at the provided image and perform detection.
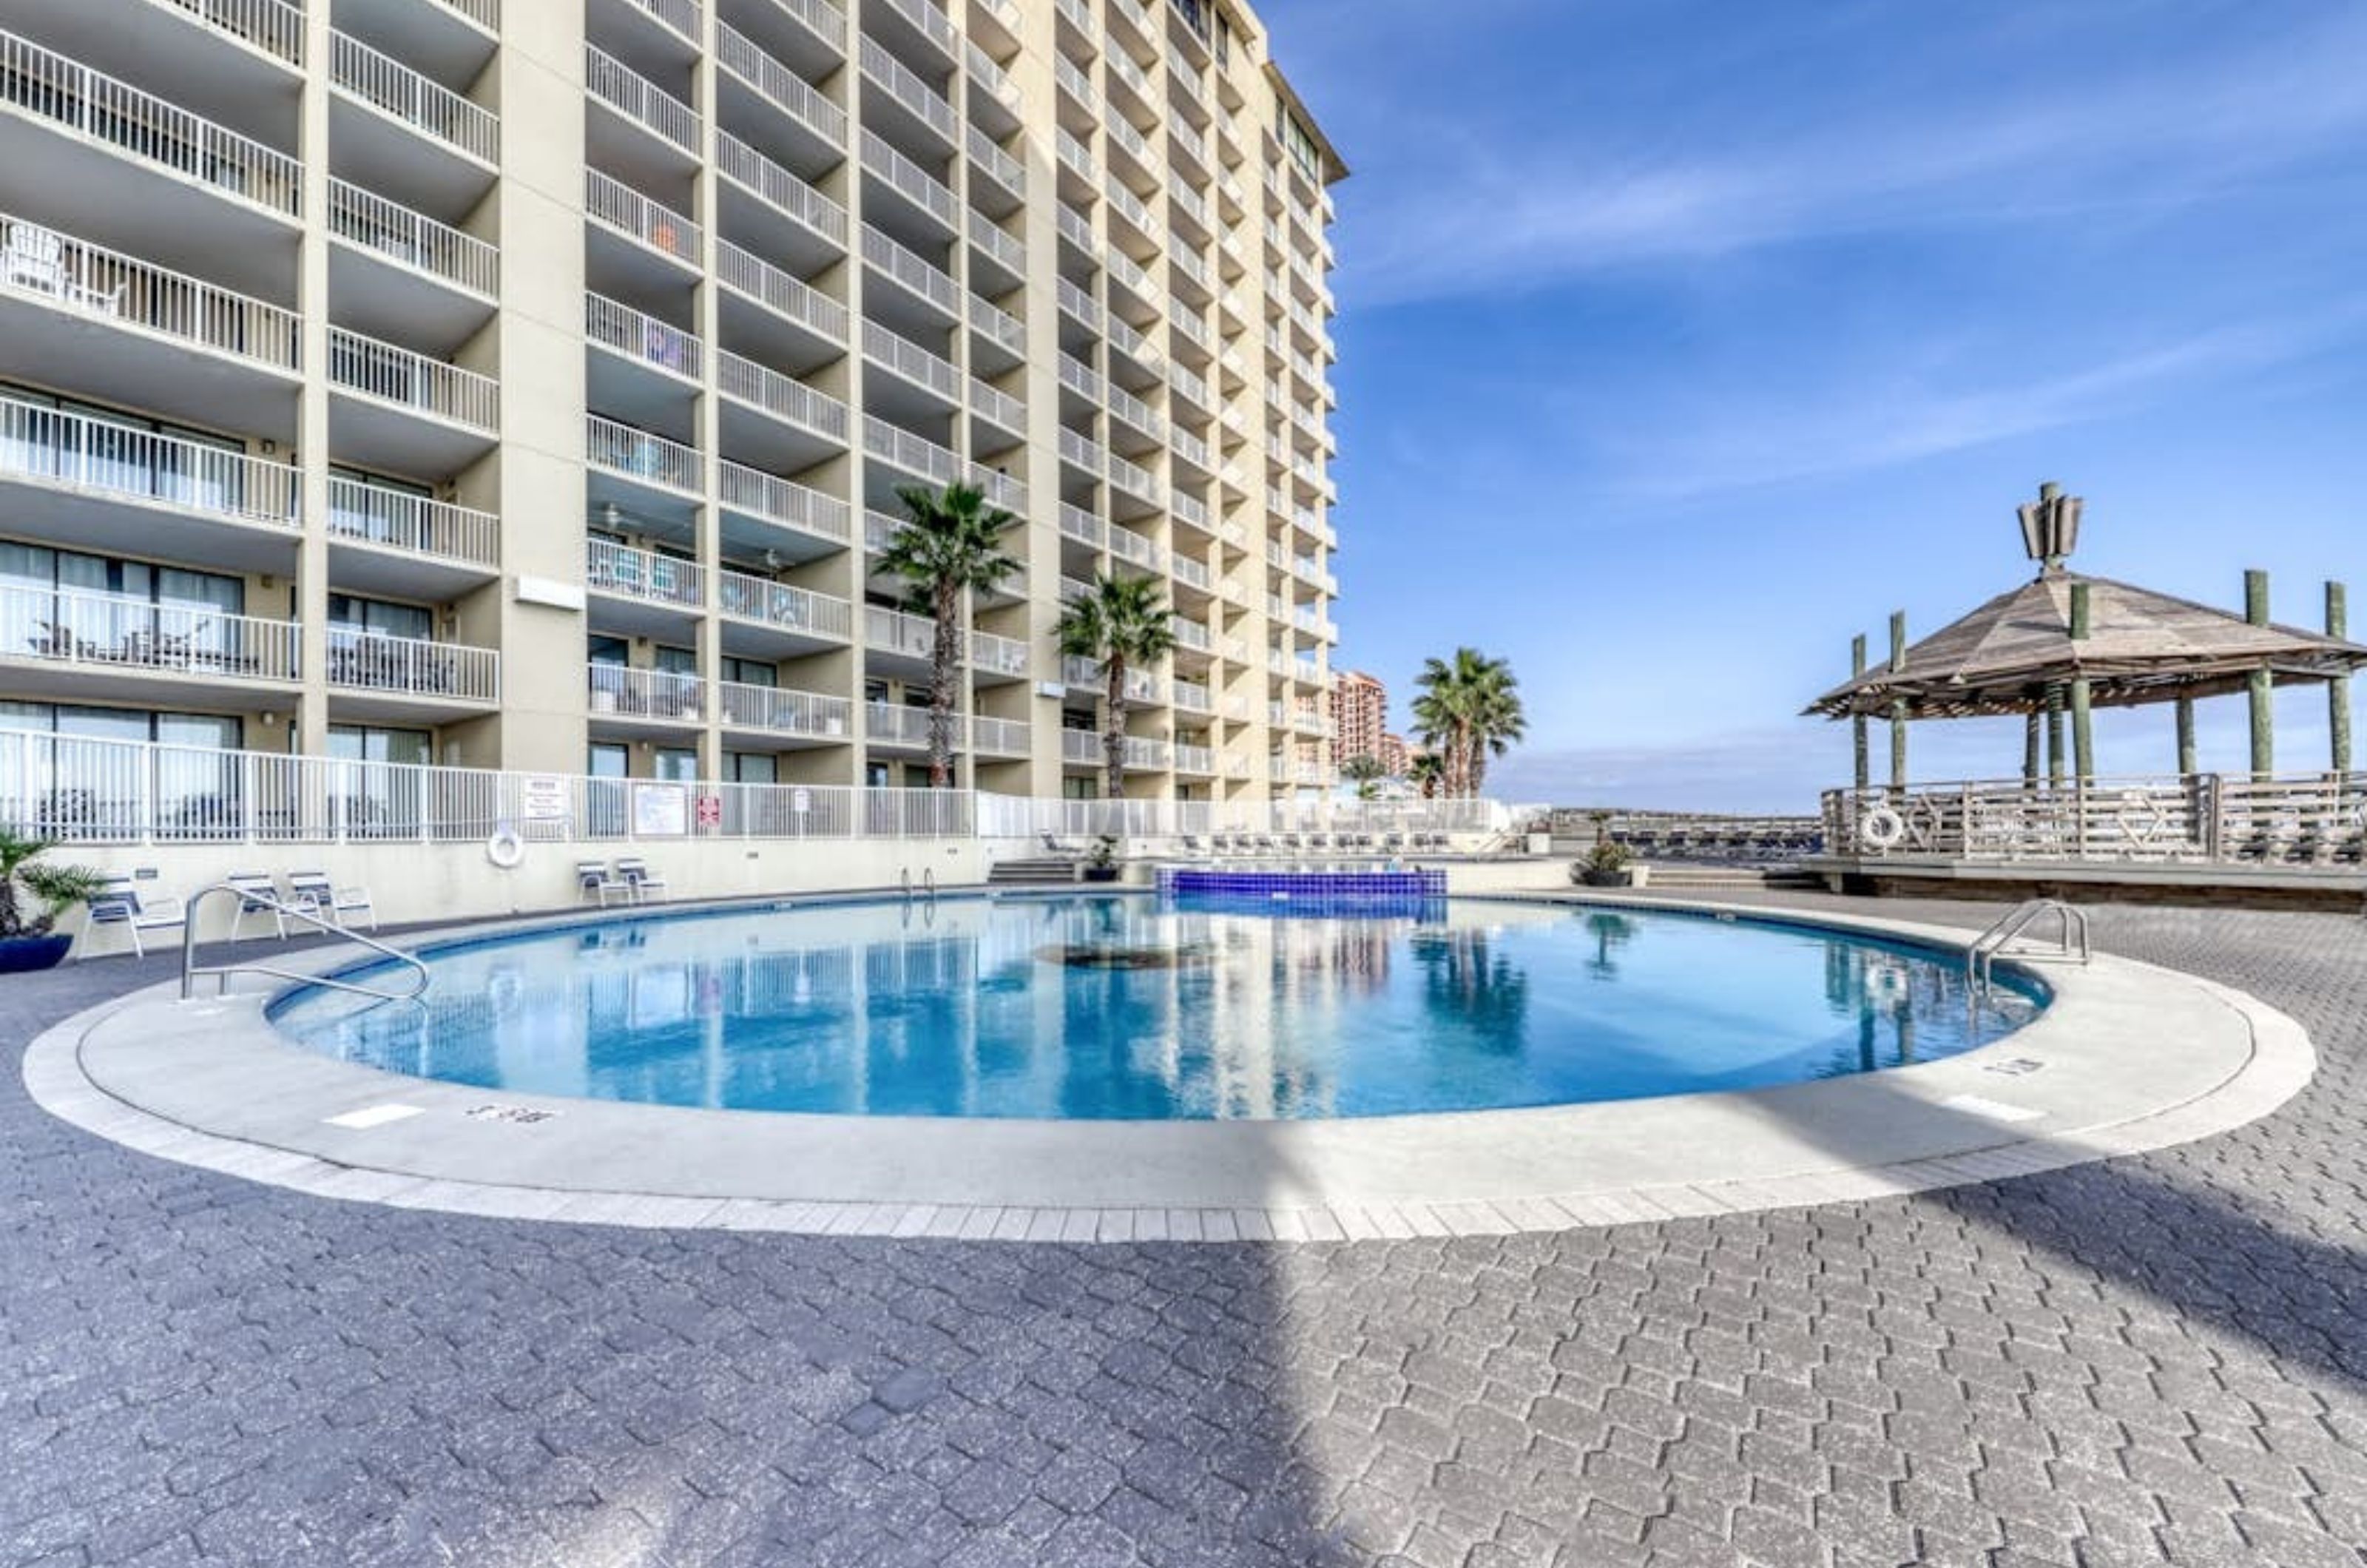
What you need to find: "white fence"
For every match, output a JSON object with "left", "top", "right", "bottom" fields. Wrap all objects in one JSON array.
[
  {"left": 1, "top": 734, "right": 1533, "bottom": 849},
  {"left": 1822, "top": 774, "right": 2367, "bottom": 868}
]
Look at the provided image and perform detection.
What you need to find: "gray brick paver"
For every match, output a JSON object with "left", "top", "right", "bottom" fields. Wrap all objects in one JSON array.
[{"left": 7, "top": 904, "right": 2367, "bottom": 1567}]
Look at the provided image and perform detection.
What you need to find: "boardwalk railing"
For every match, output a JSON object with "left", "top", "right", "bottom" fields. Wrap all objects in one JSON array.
[{"left": 1821, "top": 774, "right": 2367, "bottom": 869}]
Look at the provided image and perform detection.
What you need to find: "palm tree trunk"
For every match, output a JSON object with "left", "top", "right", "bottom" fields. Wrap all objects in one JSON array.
[
  {"left": 928, "top": 581, "right": 961, "bottom": 788},
  {"left": 1104, "top": 658, "right": 1127, "bottom": 804}
]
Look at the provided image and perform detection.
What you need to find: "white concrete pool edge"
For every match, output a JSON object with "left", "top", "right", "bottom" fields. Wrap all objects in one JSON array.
[{"left": 23, "top": 896, "right": 2317, "bottom": 1242}]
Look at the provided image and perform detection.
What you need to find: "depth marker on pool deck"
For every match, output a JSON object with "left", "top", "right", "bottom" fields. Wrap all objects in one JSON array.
[
  {"left": 1939, "top": 1094, "right": 2044, "bottom": 1123},
  {"left": 324, "top": 1104, "right": 425, "bottom": 1130}
]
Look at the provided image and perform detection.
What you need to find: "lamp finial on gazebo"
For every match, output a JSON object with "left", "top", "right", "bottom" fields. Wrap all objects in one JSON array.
[{"left": 2017, "top": 481, "right": 2083, "bottom": 577}]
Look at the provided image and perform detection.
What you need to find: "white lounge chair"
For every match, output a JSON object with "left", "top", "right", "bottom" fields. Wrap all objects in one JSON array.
[
  {"left": 225, "top": 872, "right": 286, "bottom": 940},
  {"left": 286, "top": 871, "right": 377, "bottom": 931},
  {"left": 614, "top": 857, "right": 668, "bottom": 903},
  {"left": 578, "top": 861, "right": 630, "bottom": 907},
  {"left": 81, "top": 876, "right": 186, "bottom": 959}
]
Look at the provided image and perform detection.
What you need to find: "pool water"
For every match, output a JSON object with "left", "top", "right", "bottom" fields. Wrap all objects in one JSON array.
[{"left": 269, "top": 896, "right": 2046, "bottom": 1121}]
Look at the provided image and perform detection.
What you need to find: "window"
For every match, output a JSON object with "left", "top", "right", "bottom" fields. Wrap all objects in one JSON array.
[
  {"left": 328, "top": 467, "right": 433, "bottom": 546},
  {"left": 653, "top": 747, "right": 698, "bottom": 782},
  {"left": 325, "top": 726, "right": 433, "bottom": 839},
  {"left": 328, "top": 594, "right": 432, "bottom": 642},
  {"left": 726, "top": 753, "right": 777, "bottom": 785},
  {"left": 0, "top": 382, "right": 251, "bottom": 517},
  {"left": 1280, "top": 108, "right": 1322, "bottom": 180},
  {"left": 723, "top": 656, "right": 777, "bottom": 688},
  {"left": 653, "top": 643, "right": 698, "bottom": 675},
  {"left": 589, "top": 635, "right": 629, "bottom": 666}
]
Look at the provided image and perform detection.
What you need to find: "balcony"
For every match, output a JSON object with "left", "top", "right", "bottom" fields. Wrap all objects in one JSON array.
[
  {"left": 968, "top": 125, "right": 1024, "bottom": 209},
  {"left": 857, "top": 34, "right": 954, "bottom": 152},
  {"left": 0, "top": 32, "right": 301, "bottom": 293},
  {"left": 587, "top": 292, "right": 703, "bottom": 430},
  {"left": 587, "top": 414, "right": 701, "bottom": 507},
  {"left": 862, "top": 602, "right": 939, "bottom": 672},
  {"left": 967, "top": 209, "right": 1024, "bottom": 293},
  {"left": 328, "top": 30, "right": 497, "bottom": 219},
  {"left": 586, "top": 45, "right": 700, "bottom": 169},
  {"left": 588, "top": 663, "right": 705, "bottom": 727},
  {"left": 969, "top": 294, "right": 1025, "bottom": 374},
  {"left": 719, "top": 681, "right": 851, "bottom": 743},
  {"left": 971, "top": 714, "right": 1029, "bottom": 757},
  {"left": 717, "top": 238, "right": 848, "bottom": 370},
  {"left": 1173, "top": 743, "right": 1214, "bottom": 775},
  {"left": 584, "top": 168, "right": 702, "bottom": 290},
  {"left": 0, "top": 581, "right": 300, "bottom": 704},
  {"left": 717, "top": 131, "right": 848, "bottom": 270},
  {"left": 1059, "top": 728, "right": 1100, "bottom": 766},
  {"left": 717, "top": 350, "right": 850, "bottom": 469},
  {"left": 862, "top": 320, "right": 959, "bottom": 412},
  {"left": 0, "top": 395, "right": 300, "bottom": 575},
  {"left": 587, "top": 537, "right": 703, "bottom": 640},
  {"left": 859, "top": 129, "right": 957, "bottom": 239},
  {"left": 717, "top": 458, "right": 851, "bottom": 555},
  {"left": 328, "top": 325, "right": 499, "bottom": 474},
  {"left": 871, "top": 0, "right": 955, "bottom": 70},
  {"left": 325, "top": 479, "right": 499, "bottom": 599},
  {"left": 716, "top": 21, "right": 845, "bottom": 168},
  {"left": 865, "top": 700, "right": 943, "bottom": 751},
  {"left": 327, "top": 178, "right": 498, "bottom": 349},
  {"left": 325, "top": 629, "right": 500, "bottom": 717},
  {"left": 718, "top": 567, "right": 852, "bottom": 653},
  {"left": 0, "top": 213, "right": 301, "bottom": 437}
]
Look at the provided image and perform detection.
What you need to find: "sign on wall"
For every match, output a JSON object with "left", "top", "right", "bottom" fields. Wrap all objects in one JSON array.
[
  {"left": 632, "top": 783, "right": 689, "bottom": 837},
  {"left": 520, "top": 774, "right": 570, "bottom": 822}
]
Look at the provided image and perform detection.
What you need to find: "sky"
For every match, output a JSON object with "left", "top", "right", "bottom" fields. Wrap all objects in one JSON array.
[{"left": 1253, "top": 0, "right": 2367, "bottom": 810}]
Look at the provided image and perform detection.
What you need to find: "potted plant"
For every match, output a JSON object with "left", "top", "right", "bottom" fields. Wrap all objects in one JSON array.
[
  {"left": 1573, "top": 837, "right": 1635, "bottom": 889},
  {"left": 0, "top": 829, "right": 109, "bottom": 973},
  {"left": 1081, "top": 835, "right": 1122, "bottom": 883}
]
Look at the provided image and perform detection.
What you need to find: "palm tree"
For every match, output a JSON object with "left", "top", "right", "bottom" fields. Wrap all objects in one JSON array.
[
  {"left": 0, "top": 828, "right": 106, "bottom": 939},
  {"left": 1411, "top": 647, "right": 1526, "bottom": 797},
  {"left": 877, "top": 481, "right": 1020, "bottom": 788},
  {"left": 1408, "top": 751, "right": 1445, "bottom": 800},
  {"left": 1342, "top": 753, "right": 1384, "bottom": 802},
  {"left": 1053, "top": 574, "right": 1176, "bottom": 802}
]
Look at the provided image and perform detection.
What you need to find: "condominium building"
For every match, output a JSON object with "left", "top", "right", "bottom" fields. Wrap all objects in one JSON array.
[
  {"left": 0, "top": 0, "right": 1343, "bottom": 806},
  {"left": 1330, "top": 666, "right": 1382, "bottom": 767},
  {"left": 1377, "top": 730, "right": 1408, "bottom": 780}
]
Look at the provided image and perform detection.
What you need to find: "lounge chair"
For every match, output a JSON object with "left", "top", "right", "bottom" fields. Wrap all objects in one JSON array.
[
  {"left": 286, "top": 871, "right": 377, "bottom": 931},
  {"left": 1040, "top": 832, "right": 1082, "bottom": 857},
  {"left": 615, "top": 857, "right": 669, "bottom": 903},
  {"left": 225, "top": 872, "right": 285, "bottom": 940},
  {"left": 81, "top": 876, "right": 186, "bottom": 959},
  {"left": 578, "top": 862, "right": 630, "bottom": 907}
]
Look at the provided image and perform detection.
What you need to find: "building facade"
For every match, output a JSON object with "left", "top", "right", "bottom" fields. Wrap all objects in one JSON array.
[
  {"left": 1377, "top": 730, "right": 1408, "bottom": 779},
  {"left": 0, "top": 0, "right": 1343, "bottom": 806},
  {"left": 1329, "top": 666, "right": 1382, "bottom": 768}
]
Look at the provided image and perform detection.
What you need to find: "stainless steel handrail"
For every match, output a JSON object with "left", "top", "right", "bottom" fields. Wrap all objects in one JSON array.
[
  {"left": 180, "top": 883, "right": 430, "bottom": 1004},
  {"left": 1967, "top": 897, "right": 2090, "bottom": 990}
]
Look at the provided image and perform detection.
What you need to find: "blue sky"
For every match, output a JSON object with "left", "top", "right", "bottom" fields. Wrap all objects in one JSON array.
[{"left": 1256, "top": 0, "right": 2367, "bottom": 809}]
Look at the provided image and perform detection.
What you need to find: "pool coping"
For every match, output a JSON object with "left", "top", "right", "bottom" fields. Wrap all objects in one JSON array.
[{"left": 22, "top": 893, "right": 2317, "bottom": 1242}]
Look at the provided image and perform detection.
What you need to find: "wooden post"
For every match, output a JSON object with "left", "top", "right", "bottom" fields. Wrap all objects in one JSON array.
[
  {"left": 1850, "top": 632, "right": 1869, "bottom": 791},
  {"left": 2023, "top": 707, "right": 2042, "bottom": 785},
  {"left": 2068, "top": 582, "right": 2094, "bottom": 782},
  {"left": 1888, "top": 612, "right": 1908, "bottom": 792},
  {"left": 2175, "top": 692, "right": 2197, "bottom": 777},
  {"left": 2045, "top": 686, "right": 2064, "bottom": 785},
  {"left": 2330, "top": 581, "right": 2352, "bottom": 774},
  {"left": 2246, "top": 569, "right": 2274, "bottom": 779}
]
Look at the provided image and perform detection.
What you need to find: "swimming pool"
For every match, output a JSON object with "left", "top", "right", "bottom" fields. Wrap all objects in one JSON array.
[{"left": 269, "top": 896, "right": 2046, "bottom": 1121}]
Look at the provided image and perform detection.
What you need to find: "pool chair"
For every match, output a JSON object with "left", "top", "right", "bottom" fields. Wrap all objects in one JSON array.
[
  {"left": 1040, "top": 831, "right": 1083, "bottom": 857},
  {"left": 81, "top": 876, "right": 186, "bottom": 959},
  {"left": 614, "top": 857, "right": 669, "bottom": 903},
  {"left": 287, "top": 872, "right": 377, "bottom": 932},
  {"left": 1179, "top": 834, "right": 1205, "bottom": 856},
  {"left": 577, "top": 862, "right": 631, "bottom": 907},
  {"left": 225, "top": 872, "right": 286, "bottom": 940}
]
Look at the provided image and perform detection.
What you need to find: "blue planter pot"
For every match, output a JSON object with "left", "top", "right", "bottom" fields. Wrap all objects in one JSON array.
[{"left": 0, "top": 934, "right": 72, "bottom": 973}]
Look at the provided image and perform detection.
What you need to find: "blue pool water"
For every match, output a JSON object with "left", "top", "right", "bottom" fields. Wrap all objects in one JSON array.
[{"left": 269, "top": 896, "right": 2046, "bottom": 1121}]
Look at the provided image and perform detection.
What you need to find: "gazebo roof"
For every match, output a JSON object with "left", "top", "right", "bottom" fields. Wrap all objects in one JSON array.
[{"left": 1805, "top": 570, "right": 2367, "bottom": 721}]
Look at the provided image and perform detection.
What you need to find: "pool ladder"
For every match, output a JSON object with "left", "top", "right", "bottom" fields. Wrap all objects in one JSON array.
[
  {"left": 179, "top": 883, "right": 430, "bottom": 1006},
  {"left": 899, "top": 865, "right": 937, "bottom": 903},
  {"left": 1966, "top": 898, "right": 2090, "bottom": 991}
]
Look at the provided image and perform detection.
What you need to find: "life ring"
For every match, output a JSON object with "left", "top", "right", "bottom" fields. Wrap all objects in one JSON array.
[
  {"left": 486, "top": 827, "right": 526, "bottom": 868},
  {"left": 1859, "top": 807, "right": 1907, "bottom": 851}
]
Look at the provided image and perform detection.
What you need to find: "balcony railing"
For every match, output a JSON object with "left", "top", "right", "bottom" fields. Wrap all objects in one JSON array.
[
  {"left": 719, "top": 681, "right": 850, "bottom": 737},
  {"left": 327, "top": 630, "right": 499, "bottom": 702},
  {"left": 1173, "top": 743, "right": 1214, "bottom": 774},
  {"left": 864, "top": 603, "right": 939, "bottom": 660},
  {"left": 587, "top": 45, "right": 698, "bottom": 156},
  {"left": 587, "top": 414, "right": 700, "bottom": 492},
  {"left": 970, "top": 295, "right": 1025, "bottom": 358},
  {"left": 587, "top": 292, "right": 703, "bottom": 380},
  {"left": 1, "top": 582, "right": 298, "bottom": 681},
  {"left": 328, "top": 328, "right": 499, "bottom": 432},
  {"left": 717, "top": 568, "right": 852, "bottom": 640},
  {"left": 858, "top": 35, "right": 954, "bottom": 142},
  {"left": 971, "top": 626, "right": 1027, "bottom": 676},
  {"left": 328, "top": 180, "right": 498, "bottom": 297},
  {"left": 968, "top": 209, "right": 1024, "bottom": 274},
  {"left": 584, "top": 168, "right": 700, "bottom": 268},
  {"left": 862, "top": 417, "right": 959, "bottom": 485},
  {"left": 860, "top": 129, "right": 956, "bottom": 229},
  {"left": 331, "top": 31, "right": 499, "bottom": 164},
  {"left": 588, "top": 663, "right": 705, "bottom": 720},
  {"left": 968, "top": 126, "right": 1024, "bottom": 197},
  {"left": 717, "top": 132, "right": 848, "bottom": 244},
  {"left": 860, "top": 223, "right": 956, "bottom": 314},
  {"left": 865, "top": 701, "right": 942, "bottom": 747},
  {"left": 877, "top": 0, "right": 954, "bottom": 54},
  {"left": 718, "top": 458, "right": 851, "bottom": 542},
  {"left": 717, "top": 22, "right": 847, "bottom": 144},
  {"left": 0, "top": 396, "right": 298, "bottom": 529},
  {"left": 0, "top": 212, "right": 300, "bottom": 369},
  {"left": 970, "top": 379, "right": 1025, "bottom": 434},
  {"left": 718, "top": 351, "right": 851, "bottom": 440},
  {"left": 0, "top": 32, "right": 301, "bottom": 217},
  {"left": 624, "top": 0, "right": 702, "bottom": 41},
  {"left": 587, "top": 538, "right": 703, "bottom": 607},
  {"left": 328, "top": 479, "right": 497, "bottom": 568},
  {"left": 717, "top": 239, "right": 848, "bottom": 341},
  {"left": 156, "top": 0, "right": 307, "bottom": 68},
  {"left": 1060, "top": 729, "right": 1100, "bottom": 766},
  {"left": 972, "top": 715, "right": 1029, "bottom": 755},
  {"left": 862, "top": 320, "right": 959, "bottom": 399}
]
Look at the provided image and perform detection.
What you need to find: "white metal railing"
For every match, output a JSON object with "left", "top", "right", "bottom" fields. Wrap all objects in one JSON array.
[
  {"left": 1109, "top": 249, "right": 1162, "bottom": 308},
  {"left": 718, "top": 239, "right": 849, "bottom": 341},
  {"left": 1057, "top": 277, "right": 1104, "bottom": 331},
  {"left": 1110, "top": 314, "right": 1162, "bottom": 372},
  {"left": 1171, "top": 555, "right": 1210, "bottom": 589},
  {"left": 862, "top": 320, "right": 959, "bottom": 399},
  {"left": 968, "top": 126, "right": 1024, "bottom": 196},
  {"left": 1108, "top": 452, "right": 1161, "bottom": 504},
  {"left": 0, "top": 32, "right": 303, "bottom": 216},
  {"left": 1172, "top": 615, "right": 1210, "bottom": 649},
  {"left": 0, "top": 731, "right": 1527, "bottom": 845},
  {"left": 718, "top": 568, "right": 852, "bottom": 640},
  {"left": 1108, "top": 524, "right": 1161, "bottom": 570},
  {"left": 865, "top": 603, "right": 939, "bottom": 660},
  {"left": 970, "top": 626, "right": 1027, "bottom": 676},
  {"left": 1172, "top": 679, "right": 1211, "bottom": 712},
  {"left": 331, "top": 31, "right": 499, "bottom": 164},
  {"left": 970, "top": 379, "right": 1025, "bottom": 433},
  {"left": 865, "top": 701, "right": 942, "bottom": 747},
  {"left": 719, "top": 23, "right": 847, "bottom": 143},
  {"left": 878, "top": 0, "right": 955, "bottom": 53},
  {"left": 1058, "top": 428, "right": 1104, "bottom": 476},
  {"left": 326, "top": 629, "right": 499, "bottom": 702},
  {"left": 1110, "top": 384, "right": 1163, "bottom": 438},
  {"left": 587, "top": 538, "right": 703, "bottom": 607},
  {"left": 717, "top": 132, "right": 850, "bottom": 244},
  {"left": 1123, "top": 735, "right": 1170, "bottom": 770},
  {"left": 587, "top": 414, "right": 700, "bottom": 492},
  {"left": 719, "top": 458, "right": 851, "bottom": 541},
  {"left": 328, "top": 328, "right": 498, "bottom": 432},
  {"left": 0, "top": 396, "right": 299, "bottom": 529},
  {"left": 966, "top": 41, "right": 1020, "bottom": 115},
  {"left": 971, "top": 715, "right": 1029, "bottom": 755},
  {"left": 1058, "top": 353, "right": 1103, "bottom": 402},
  {"left": 0, "top": 212, "right": 300, "bottom": 370},
  {"left": 719, "top": 681, "right": 850, "bottom": 737},
  {"left": 584, "top": 169, "right": 701, "bottom": 268},
  {"left": 329, "top": 179, "right": 498, "bottom": 297},
  {"left": 860, "top": 129, "right": 956, "bottom": 229},
  {"left": 585, "top": 45, "right": 697, "bottom": 155},
  {"left": 587, "top": 293, "right": 703, "bottom": 379},
  {"left": 859, "top": 35, "right": 954, "bottom": 141},
  {"left": 1054, "top": 54, "right": 1098, "bottom": 113},
  {"left": 860, "top": 223, "right": 956, "bottom": 314},
  {"left": 1055, "top": 126, "right": 1096, "bottom": 180},
  {"left": 718, "top": 351, "right": 851, "bottom": 439},
  {"left": 589, "top": 662, "right": 705, "bottom": 720},
  {"left": 762, "top": 0, "right": 847, "bottom": 53},
  {"left": 1174, "top": 743, "right": 1214, "bottom": 774},
  {"left": 1058, "top": 502, "right": 1104, "bottom": 547},
  {"left": 1172, "top": 493, "right": 1209, "bottom": 530},
  {"left": 862, "top": 416, "right": 958, "bottom": 484},
  {"left": 157, "top": 0, "right": 306, "bottom": 67},
  {"left": 1, "top": 581, "right": 299, "bottom": 682},
  {"left": 328, "top": 479, "right": 497, "bottom": 567},
  {"left": 970, "top": 294, "right": 1026, "bottom": 357},
  {"left": 1056, "top": 199, "right": 1097, "bottom": 257},
  {"left": 625, "top": 0, "right": 701, "bottom": 41},
  {"left": 1059, "top": 574, "right": 1093, "bottom": 603}
]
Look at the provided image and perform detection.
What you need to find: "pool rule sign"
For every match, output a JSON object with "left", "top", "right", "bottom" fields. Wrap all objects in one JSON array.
[{"left": 521, "top": 775, "right": 569, "bottom": 824}]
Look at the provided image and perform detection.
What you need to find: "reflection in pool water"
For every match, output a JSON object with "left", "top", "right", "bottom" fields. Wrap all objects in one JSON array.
[{"left": 269, "top": 896, "right": 2045, "bottom": 1121}]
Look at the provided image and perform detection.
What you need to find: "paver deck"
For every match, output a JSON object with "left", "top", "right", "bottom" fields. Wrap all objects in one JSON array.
[{"left": 5, "top": 895, "right": 2364, "bottom": 1567}]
